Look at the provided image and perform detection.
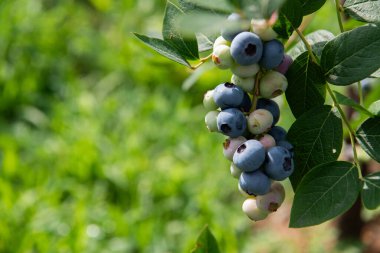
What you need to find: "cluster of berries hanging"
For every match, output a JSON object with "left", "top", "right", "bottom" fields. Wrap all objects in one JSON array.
[{"left": 203, "top": 13, "right": 296, "bottom": 221}]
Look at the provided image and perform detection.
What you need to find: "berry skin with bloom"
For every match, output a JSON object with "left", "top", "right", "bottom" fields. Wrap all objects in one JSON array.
[
  {"left": 213, "top": 82, "right": 245, "bottom": 109},
  {"left": 239, "top": 169, "right": 271, "bottom": 196},
  {"left": 217, "top": 108, "right": 247, "bottom": 138},
  {"left": 256, "top": 98, "right": 280, "bottom": 126},
  {"left": 264, "top": 146, "right": 294, "bottom": 181},
  {"left": 233, "top": 140, "right": 266, "bottom": 172},
  {"left": 268, "top": 126, "right": 287, "bottom": 143},
  {"left": 223, "top": 136, "right": 247, "bottom": 161},
  {"left": 231, "top": 63, "right": 260, "bottom": 78},
  {"left": 230, "top": 32, "right": 263, "bottom": 66},
  {"left": 259, "top": 39, "right": 285, "bottom": 69}
]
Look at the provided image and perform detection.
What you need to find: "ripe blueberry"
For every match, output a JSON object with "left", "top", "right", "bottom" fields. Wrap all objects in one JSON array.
[
  {"left": 239, "top": 92, "right": 252, "bottom": 112},
  {"left": 213, "top": 82, "right": 244, "bottom": 109},
  {"left": 217, "top": 108, "right": 247, "bottom": 138},
  {"left": 247, "top": 109, "right": 273, "bottom": 135},
  {"left": 268, "top": 126, "right": 287, "bottom": 143},
  {"left": 233, "top": 140, "right": 265, "bottom": 172},
  {"left": 264, "top": 146, "right": 294, "bottom": 181},
  {"left": 239, "top": 169, "right": 271, "bottom": 195},
  {"left": 230, "top": 32, "right": 263, "bottom": 66},
  {"left": 256, "top": 98, "right": 280, "bottom": 126},
  {"left": 259, "top": 39, "right": 284, "bottom": 69}
]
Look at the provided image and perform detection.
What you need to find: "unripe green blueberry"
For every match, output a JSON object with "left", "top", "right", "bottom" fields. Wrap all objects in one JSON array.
[
  {"left": 231, "top": 74, "right": 255, "bottom": 93},
  {"left": 259, "top": 134, "right": 276, "bottom": 149},
  {"left": 230, "top": 163, "right": 242, "bottom": 179},
  {"left": 213, "top": 36, "right": 230, "bottom": 50},
  {"left": 203, "top": 90, "right": 218, "bottom": 111},
  {"left": 205, "top": 111, "right": 219, "bottom": 132},
  {"left": 259, "top": 71, "right": 288, "bottom": 98},
  {"left": 212, "top": 45, "right": 233, "bottom": 69},
  {"left": 251, "top": 19, "right": 278, "bottom": 41},
  {"left": 223, "top": 136, "right": 247, "bottom": 161},
  {"left": 242, "top": 198, "right": 269, "bottom": 221},
  {"left": 247, "top": 109, "right": 273, "bottom": 135},
  {"left": 256, "top": 182, "right": 285, "bottom": 212},
  {"left": 231, "top": 63, "right": 260, "bottom": 78}
]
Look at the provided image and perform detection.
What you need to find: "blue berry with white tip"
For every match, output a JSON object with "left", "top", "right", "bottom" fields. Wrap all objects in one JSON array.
[
  {"left": 213, "top": 82, "right": 245, "bottom": 109},
  {"left": 217, "top": 108, "right": 247, "bottom": 138},
  {"left": 239, "top": 170, "right": 271, "bottom": 196},
  {"left": 259, "top": 39, "right": 284, "bottom": 69},
  {"left": 264, "top": 146, "right": 294, "bottom": 181},
  {"left": 230, "top": 32, "right": 263, "bottom": 66},
  {"left": 233, "top": 140, "right": 265, "bottom": 172}
]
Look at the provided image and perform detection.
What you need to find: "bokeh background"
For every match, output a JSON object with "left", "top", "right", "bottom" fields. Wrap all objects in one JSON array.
[{"left": 0, "top": 0, "right": 379, "bottom": 252}]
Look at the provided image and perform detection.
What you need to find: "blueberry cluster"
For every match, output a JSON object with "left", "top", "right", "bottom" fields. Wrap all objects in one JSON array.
[{"left": 204, "top": 14, "right": 295, "bottom": 221}]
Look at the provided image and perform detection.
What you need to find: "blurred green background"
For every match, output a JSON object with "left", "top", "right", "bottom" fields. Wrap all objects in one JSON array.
[{"left": 0, "top": 0, "right": 379, "bottom": 252}]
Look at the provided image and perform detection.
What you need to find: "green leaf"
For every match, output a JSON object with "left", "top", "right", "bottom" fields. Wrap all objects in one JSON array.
[
  {"left": 182, "top": 62, "right": 214, "bottom": 90},
  {"left": 290, "top": 161, "right": 360, "bottom": 228},
  {"left": 301, "top": 0, "right": 327, "bottom": 15},
  {"left": 356, "top": 117, "right": 380, "bottom": 163},
  {"left": 273, "top": 0, "right": 303, "bottom": 39},
  {"left": 362, "top": 172, "right": 380, "bottom": 210},
  {"left": 133, "top": 33, "right": 191, "bottom": 67},
  {"left": 321, "top": 24, "right": 380, "bottom": 86},
  {"left": 196, "top": 33, "right": 214, "bottom": 52},
  {"left": 163, "top": 2, "right": 199, "bottom": 60},
  {"left": 287, "top": 105, "right": 343, "bottom": 189},
  {"left": 333, "top": 90, "right": 374, "bottom": 117},
  {"left": 368, "top": 100, "right": 380, "bottom": 116},
  {"left": 241, "top": 0, "right": 286, "bottom": 19},
  {"left": 191, "top": 225, "right": 220, "bottom": 253},
  {"left": 288, "top": 30, "right": 335, "bottom": 59},
  {"left": 285, "top": 52, "right": 326, "bottom": 118},
  {"left": 344, "top": 0, "right": 380, "bottom": 23}
]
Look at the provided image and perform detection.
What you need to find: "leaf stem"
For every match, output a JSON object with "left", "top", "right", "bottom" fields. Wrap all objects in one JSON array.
[
  {"left": 191, "top": 54, "right": 212, "bottom": 70},
  {"left": 294, "top": 28, "right": 318, "bottom": 64},
  {"left": 334, "top": 0, "right": 345, "bottom": 33},
  {"left": 326, "top": 85, "right": 363, "bottom": 179},
  {"left": 249, "top": 72, "right": 261, "bottom": 113}
]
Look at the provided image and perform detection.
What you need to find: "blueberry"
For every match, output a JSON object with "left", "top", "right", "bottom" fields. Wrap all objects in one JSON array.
[
  {"left": 205, "top": 111, "right": 220, "bottom": 132},
  {"left": 268, "top": 126, "right": 287, "bottom": 143},
  {"left": 275, "top": 54, "right": 293, "bottom": 75},
  {"left": 247, "top": 109, "right": 273, "bottom": 135},
  {"left": 256, "top": 98, "right": 280, "bottom": 126},
  {"left": 203, "top": 90, "right": 219, "bottom": 111},
  {"left": 233, "top": 140, "right": 265, "bottom": 172},
  {"left": 238, "top": 92, "right": 252, "bottom": 112},
  {"left": 256, "top": 182, "right": 285, "bottom": 212},
  {"left": 230, "top": 163, "right": 243, "bottom": 179},
  {"left": 223, "top": 136, "right": 247, "bottom": 161},
  {"left": 230, "top": 32, "right": 263, "bottom": 66},
  {"left": 213, "top": 82, "right": 244, "bottom": 109},
  {"left": 259, "top": 71, "right": 288, "bottom": 98},
  {"left": 221, "top": 13, "right": 249, "bottom": 41},
  {"left": 242, "top": 198, "right": 269, "bottom": 221},
  {"left": 259, "top": 134, "right": 276, "bottom": 150},
  {"left": 212, "top": 45, "right": 233, "bottom": 69},
  {"left": 259, "top": 40, "right": 284, "bottom": 69},
  {"left": 231, "top": 75, "right": 255, "bottom": 93},
  {"left": 264, "top": 146, "right": 294, "bottom": 181},
  {"left": 217, "top": 108, "right": 247, "bottom": 138},
  {"left": 231, "top": 63, "right": 259, "bottom": 78},
  {"left": 239, "top": 170, "right": 271, "bottom": 195},
  {"left": 277, "top": 140, "right": 294, "bottom": 157}
]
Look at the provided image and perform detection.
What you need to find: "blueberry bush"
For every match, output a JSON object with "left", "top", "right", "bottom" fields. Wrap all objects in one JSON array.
[{"left": 135, "top": 0, "right": 380, "bottom": 250}]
